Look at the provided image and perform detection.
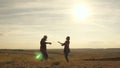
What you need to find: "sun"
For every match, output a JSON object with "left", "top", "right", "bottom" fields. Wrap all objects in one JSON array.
[{"left": 73, "top": 5, "right": 89, "bottom": 20}]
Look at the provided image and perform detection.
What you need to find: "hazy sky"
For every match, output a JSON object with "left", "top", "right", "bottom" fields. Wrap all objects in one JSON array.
[{"left": 0, "top": 0, "right": 120, "bottom": 49}]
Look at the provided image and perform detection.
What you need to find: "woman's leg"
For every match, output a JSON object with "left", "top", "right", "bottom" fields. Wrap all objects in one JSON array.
[{"left": 64, "top": 52, "right": 69, "bottom": 63}]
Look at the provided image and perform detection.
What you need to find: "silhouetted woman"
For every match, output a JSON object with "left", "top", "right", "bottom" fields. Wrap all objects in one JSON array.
[{"left": 58, "top": 36, "right": 70, "bottom": 63}]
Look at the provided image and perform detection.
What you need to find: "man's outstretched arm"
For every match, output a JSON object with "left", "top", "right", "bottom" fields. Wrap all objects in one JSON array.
[{"left": 45, "top": 42, "right": 52, "bottom": 45}]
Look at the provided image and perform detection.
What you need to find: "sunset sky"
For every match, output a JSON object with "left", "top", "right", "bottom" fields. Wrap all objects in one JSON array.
[{"left": 0, "top": 0, "right": 120, "bottom": 49}]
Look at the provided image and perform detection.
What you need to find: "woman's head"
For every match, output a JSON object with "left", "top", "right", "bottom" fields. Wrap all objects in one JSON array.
[{"left": 66, "top": 36, "right": 70, "bottom": 40}]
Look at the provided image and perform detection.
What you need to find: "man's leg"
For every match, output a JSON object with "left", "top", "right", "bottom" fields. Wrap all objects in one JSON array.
[{"left": 44, "top": 51, "right": 48, "bottom": 60}]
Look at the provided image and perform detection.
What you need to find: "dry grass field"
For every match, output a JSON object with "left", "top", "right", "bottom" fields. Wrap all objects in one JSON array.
[{"left": 0, "top": 49, "right": 120, "bottom": 68}]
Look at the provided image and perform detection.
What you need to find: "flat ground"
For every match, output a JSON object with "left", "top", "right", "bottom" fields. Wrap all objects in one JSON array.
[{"left": 0, "top": 49, "right": 120, "bottom": 68}]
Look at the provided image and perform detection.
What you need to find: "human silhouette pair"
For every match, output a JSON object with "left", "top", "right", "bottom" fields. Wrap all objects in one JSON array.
[{"left": 40, "top": 35, "right": 70, "bottom": 63}]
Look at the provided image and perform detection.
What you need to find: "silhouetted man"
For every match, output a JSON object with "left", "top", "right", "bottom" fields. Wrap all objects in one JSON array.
[
  {"left": 40, "top": 35, "right": 52, "bottom": 60},
  {"left": 58, "top": 36, "right": 70, "bottom": 63}
]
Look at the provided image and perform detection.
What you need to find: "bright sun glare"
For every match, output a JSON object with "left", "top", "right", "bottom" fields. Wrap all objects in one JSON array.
[{"left": 73, "top": 5, "right": 89, "bottom": 20}]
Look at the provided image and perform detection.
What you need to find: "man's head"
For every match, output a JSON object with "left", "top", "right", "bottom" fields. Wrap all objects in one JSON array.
[{"left": 43, "top": 35, "right": 47, "bottom": 40}]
